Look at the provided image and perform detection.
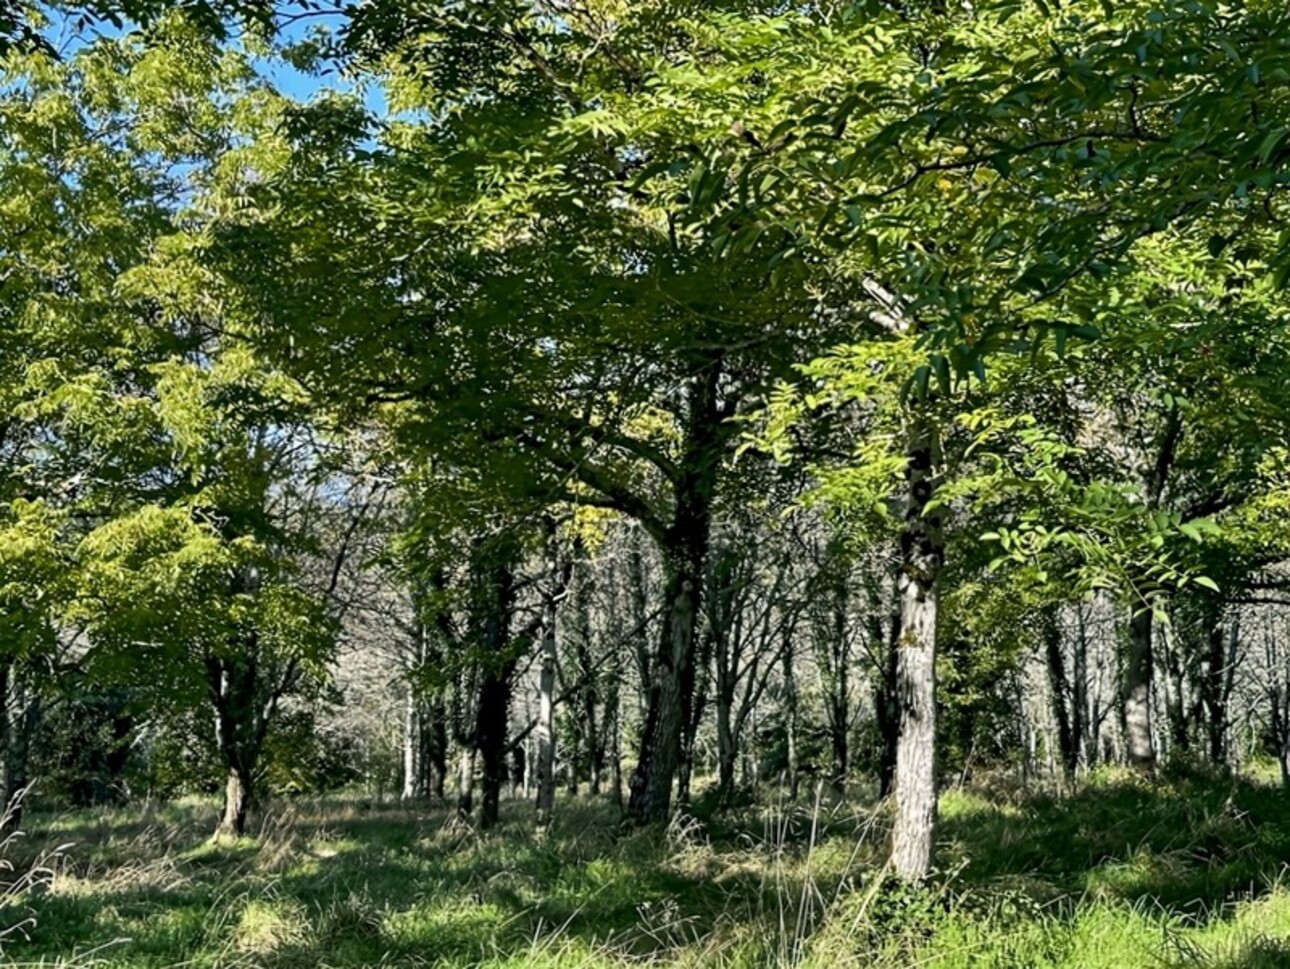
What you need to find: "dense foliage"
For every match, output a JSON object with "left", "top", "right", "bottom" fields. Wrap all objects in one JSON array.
[{"left": 5, "top": 3, "right": 1290, "bottom": 958}]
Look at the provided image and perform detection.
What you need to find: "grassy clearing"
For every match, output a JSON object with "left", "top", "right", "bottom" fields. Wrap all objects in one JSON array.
[{"left": 4, "top": 771, "right": 1290, "bottom": 967}]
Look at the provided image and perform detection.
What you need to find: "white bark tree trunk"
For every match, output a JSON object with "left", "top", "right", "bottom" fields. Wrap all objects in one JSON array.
[
  {"left": 536, "top": 606, "right": 558, "bottom": 827},
  {"left": 891, "top": 415, "right": 942, "bottom": 882}
]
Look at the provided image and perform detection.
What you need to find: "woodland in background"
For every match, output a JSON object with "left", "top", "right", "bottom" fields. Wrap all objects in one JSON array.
[{"left": 5, "top": 0, "right": 1290, "bottom": 929}]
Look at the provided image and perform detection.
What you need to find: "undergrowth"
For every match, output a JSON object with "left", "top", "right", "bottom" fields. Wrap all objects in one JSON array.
[{"left": 5, "top": 769, "right": 1290, "bottom": 967}]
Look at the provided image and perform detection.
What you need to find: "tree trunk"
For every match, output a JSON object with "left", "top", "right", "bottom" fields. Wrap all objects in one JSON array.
[
  {"left": 456, "top": 747, "right": 476, "bottom": 819},
  {"left": 208, "top": 650, "right": 265, "bottom": 840},
  {"left": 627, "top": 532, "right": 652, "bottom": 726},
  {"left": 1073, "top": 603, "right": 1092, "bottom": 771},
  {"left": 402, "top": 684, "right": 419, "bottom": 801},
  {"left": 877, "top": 617, "right": 900, "bottom": 799},
  {"left": 1124, "top": 603, "right": 1157, "bottom": 771},
  {"left": 472, "top": 540, "right": 519, "bottom": 830},
  {"left": 1043, "top": 609, "right": 1078, "bottom": 778},
  {"left": 783, "top": 633, "right": 800, "bottom": 801},
  {"left": 571, "top": 578, "right": 603, "bottom": 798},
  {"left": 476, "top": 668, "right": 513, "bottom": 829},
  {"left": 217, "top": 765, "right": 253, "bottom": 839},
  {"left": 830, "top": 692, "right": 849, "bottom": 795},
  {"left": 1161, "top": 616, "right": 1191, "bottom": 758},
  {"left": 678, "top": 620, "right": 714, "bottom": 809},
  {"left": 716, "top": 675, "right": 736, "bottom": 799},
  {"left": 627, "top": 366, "right": 720, "bottom": 824},
  {"left": 1201, "top": 606, "right": 1234, "bottom": 765},
  {"left": 628, "top": 560, "right": 702, "bottom": 822},
  {"left": 1271, "top": 681, "right": 1290, "bottom": 788},
  {"left": 891, "top": 416, "right": 942, "bottom": 882},
  {"left": 608, "top": 667, "right": 624, "bottom": 808},
  {"left": 821, "top": 563, "right": 851, "bottom": 797},
  {"left": 0, "top": 659, "right": 13, "bottom": 836},
  {"left": 1121, "top": 404, "right": 1179, "bottom": 772},
  {"left": 422, "top": 699, "right": 448, "bottom": 801},
  {"left": 536, "top": 600, "right": 557, "bottom": 827},
  {"left": 0, "top": 685, "right": 34, "bottom": 838},
  {"left": 510, "top": 743, "right": 526, "bottom": 798}
]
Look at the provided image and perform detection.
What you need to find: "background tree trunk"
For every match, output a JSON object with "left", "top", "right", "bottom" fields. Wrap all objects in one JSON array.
[
  {"left": 536, "top": 600, "right": 557, "bottom": 826},
  {"left": 456, "top": 747, "right": 475, "bottom": 819},
  {"left": 1044, "top": 609, "right": 1078, "bottom": 778},
  {"left": 1124, "top": 603, "right": 1157, "bottom": 770},
  {"left": 782, "top": 632, "right": 800, "bottom": 801},
  {"left": 401, "top": 684, "right": 419, "bottom": 801}
]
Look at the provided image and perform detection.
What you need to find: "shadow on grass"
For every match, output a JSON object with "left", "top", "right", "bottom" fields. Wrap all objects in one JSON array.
[
  {"left": 14, "top": 796, "right": 800, "bottom": 967},
  {"left": 940, "top": 768, "right": 1290, "bottom": 914},
  {"left": 13, "top": 772, "right": 1290, "bottom": 967}
]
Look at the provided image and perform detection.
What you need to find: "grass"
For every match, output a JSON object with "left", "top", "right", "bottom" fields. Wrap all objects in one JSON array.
[{"left": 4, "top": 769, "right": 1290, "bottom": 967}]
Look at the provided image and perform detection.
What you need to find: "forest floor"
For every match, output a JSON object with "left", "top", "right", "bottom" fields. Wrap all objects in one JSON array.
[{"left": 5, "top": 768, "right": 1290, "bottom": 968}]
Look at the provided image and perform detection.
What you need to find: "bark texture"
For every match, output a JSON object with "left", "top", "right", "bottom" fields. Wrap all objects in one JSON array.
[
  {"left": 891, "top": 418, "right": 942, "bottom": 882},
  {"left": 1124, "top": 605, "right": 1156, "bottom": 770},
  {"left": 535, "top": 601, "right": 558, "bottom": 826},
  {"left": 627, "top": 366, "right": 721, "bottom": 823}
]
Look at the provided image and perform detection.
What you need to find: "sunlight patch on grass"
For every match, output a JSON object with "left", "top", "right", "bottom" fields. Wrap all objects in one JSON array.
[
  {"left": 380, "top": 897, "right": 512, "bottom": 951},
  {"left": 939, "top": 788, "right": 1025, "bottom": 820},
  {"left": 230, "top": 897, "right": 309, "bottom": 956}
]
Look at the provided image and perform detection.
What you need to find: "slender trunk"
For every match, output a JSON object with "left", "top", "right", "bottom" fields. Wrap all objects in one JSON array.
[
  {"left": 1043, "top": 609, "right": 1077, "bottom": 777},
  {"left": 1121, "top": 406, "right": 1178, "bottom": 772},
  {"left": 608, "top": 696, "right": 624, "bottom": 810},
  {"left": 456, "top": 747, "right": 476, "bottom": 819},
  {"left": 523, "top": 734, "right": 533, "bottom": 800},
  {"left": 1161, "top": 617, "right": 1190, "bottom": 756},
  {"left": 783, "top": 633, "right": 800, "bottom": 801},
  {"left": 1221, "top": 614, "right": 1240, "bottom": 761},
  {"left": 1201, "top": 607, "right": 1231, "bottom": 764},
  {"left": 510, "top": 743, "right": 526, "bottom": 799},
  {"left": 891, "top": 414, "right": 942, "bottom": 882},
  {"left": 1272, "top": 684, "right": 1290, "bottom": 788},
  {"left": 603, "top": 558, "right": 625, "bottom": 808},
  {"left": 830, "top": 693, "right": 849, "bottom": 795},
  {"left": 536, "top": 603, "right": 557, "bottom": 826},
  {"left": 678, "top": 621, "right": 714, "bottom": 808},
  {"left": 627, "top": 532, "right": 652, "bottom": 725},
  {"left": 423, "top": 700, "right": 448, "bottom": 801},
  {"left": 716, "top": 676, "right": 736, "bottom": 799},
  {"left": 566, "top": 721, "right": 581, "bottom": 797},
  {"left": 0, "top": 659, "right": 12, "bottom": 834},
  {"left": 0, "top": 681, "right": 34, "bottom": 837},
  {"left": 823, "top": 567, "right": 850, "bottom": 796},
  {"left": 877, "top": 603, "right": 901, "bottom": 798},
  {"left": 1124, "top": 603, "right": 1157, "bottom": 770},
  {"left": 571, "top": 580, "right": 602, "bottom": 798},
  {"left": 609, "top": 668, "right": 624, "bottom": 808},
  {"left": 1073, "top": 604, "right": 1091, "bottom": 771},
  {"left": 586, "top": 698, "right": 602, "bottom": 796},
  {"left": 402, "top": 684, "right": 419, "bottom": 801}
]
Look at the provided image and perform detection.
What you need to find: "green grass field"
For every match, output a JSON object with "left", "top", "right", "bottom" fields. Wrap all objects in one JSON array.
[{"left": 7, "top": 770, "right": 1290, "bottom": 968}]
